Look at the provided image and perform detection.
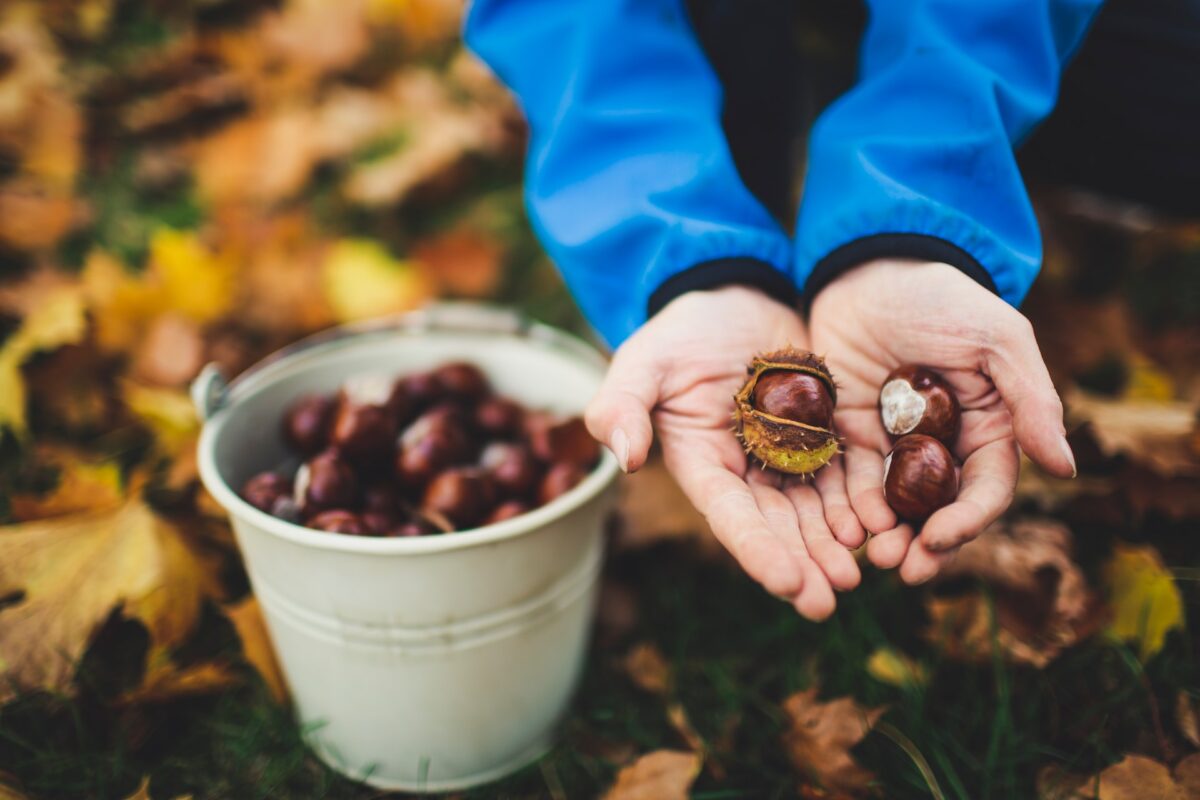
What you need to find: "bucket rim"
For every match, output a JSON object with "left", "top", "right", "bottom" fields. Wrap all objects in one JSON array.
[{"left": 195, "top": 304, "right": 620, "bottom": 555}]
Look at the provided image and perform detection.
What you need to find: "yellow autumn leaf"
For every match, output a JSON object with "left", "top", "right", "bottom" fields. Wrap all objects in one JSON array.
[
  {"left": 82, "top": 250, "right": 163, "bottom": 352},
  {"left": 1102, "top": 543, "right": 1185, "bottom": 661},
  {"left": 9, "top": 445, "right": 123, "bottom": 521},
  {"left": 121, "top": 382, "right": 199, "bottom": 456},
  {"left": 322, "top": 238, "right": 431, "bottom": 322},
  {"left": 0, "top": 498, "right": 207, "bottom": 702},
  {"left": 867, "top": 647, "right": 928, "bottom": 688},
  {"left": 0, "top": 286, "right": 87, "bottom": 437},
  {"left": 149, "top": 228, "right": 236, "bottom": 323},
  {"left": 1122, "top": 358, "right": 1176, "bottom": 403}
]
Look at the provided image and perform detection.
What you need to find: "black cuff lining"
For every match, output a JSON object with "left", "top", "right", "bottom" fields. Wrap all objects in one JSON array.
[
  {"left": 802, "top": 234, "right": 999, "bottom": 312},
  {"left": 647, "top": 257, "right": 797, "bottom": 318}
]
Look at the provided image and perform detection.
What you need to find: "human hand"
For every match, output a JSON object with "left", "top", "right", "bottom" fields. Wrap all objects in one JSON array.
[
  {"left": 586, "top": 286, "right": 864, "bottom": 620},
  {"left": 808, "top": 259, "right": 1076, "bottom": 585}
]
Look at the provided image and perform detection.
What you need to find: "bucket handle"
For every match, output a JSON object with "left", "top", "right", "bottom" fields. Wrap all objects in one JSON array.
[{"left": 189, "top": 303, "right": 578, "bottom": 421}]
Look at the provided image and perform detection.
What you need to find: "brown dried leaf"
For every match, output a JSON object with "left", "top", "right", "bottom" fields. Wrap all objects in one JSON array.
[
  {"left": 9, "top": 445, "right": 123, "bottom": 521},
  {"left": 666, "top": 703, "right": 707, "bottom": 758},
  {"left": 226, "top": 596, "right": 288, "bottom": 704},
  {"left": 1176, "top": 754, "right": 1200, "bottom": 794},
  {"left": 130, "top": 314, "right": 205, "bottom": 387},
  {"left": 191, "top": 108, "right": 317, "bottom": 206},
  {"left": 781, "top": 688, "right": 884, "bottom": 793},
  {"left": 1176, "top": 692, "right": 1200, "bottom": 749},
  {"left": 621, "top": 642, "right": 670, "bottom": 695},
  {"left": 1066, "top": 389, "right": 1200, "bottom": 477},
  {"left": 602, "top": 750, "right": 702, "bottom": 800},
  {"left": 412, "top": 227, "right": 504, "bottom": 298},
  {"left": 116, "top": 661, "right": 240, "bottom": 706},
  {"left": 927, "top": 518, "right": 1103, "bottom": 667},
  {"left": 1087, "top": 754, "right": 1188, "bottom": 800},
  {"left": 0, "top": 499, "right": 207, "bottom": 702}
]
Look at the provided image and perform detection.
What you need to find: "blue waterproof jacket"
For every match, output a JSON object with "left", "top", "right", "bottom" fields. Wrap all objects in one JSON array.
[{"left": 465, "top": 0, "right": 1104, "bottom": 347}]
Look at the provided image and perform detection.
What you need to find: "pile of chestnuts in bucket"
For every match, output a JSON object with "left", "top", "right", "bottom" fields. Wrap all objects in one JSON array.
[
  {"left": 734, "top": 348, "right": 961, "bottom": 522},
  {"left": 239, "top": 361, "right": 600, "bottom": 537}
]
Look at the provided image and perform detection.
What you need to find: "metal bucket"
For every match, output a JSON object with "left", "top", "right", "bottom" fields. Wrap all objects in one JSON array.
[{"left": 194, "top": 305, "right": 619, "bottom": 791}]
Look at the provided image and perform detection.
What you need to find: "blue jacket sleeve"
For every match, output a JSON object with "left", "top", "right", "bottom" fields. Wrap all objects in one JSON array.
[
  {"left": 464, "top": 0, "right": 793, "bottom": 346},
  {"left": 795, "top": 0, "right": 1104, "bottom": 307}
]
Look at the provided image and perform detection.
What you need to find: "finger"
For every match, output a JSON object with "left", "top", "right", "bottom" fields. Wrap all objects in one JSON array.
[
  {"left": 784, "top": 479, "right": 861, "bottom": 592},
  {"left": 844, "top": 444, "right": 898, "bottom": 534},
  {"left": 920, "top": 438, "right": 1019, "bottom": 552},
  {"left": 667, "top": 449, "right": 805, "bottom": 597},
  {"left": 814, "top": 457, "right": 867, "bottom": 548},
  {"left": 866, "top": 522, "right": 914, "bottom": 569},
  {"left": 585, "top": 348, "right": 659, "bottom": 473},
  {"left": 898, "top": 537, "right": 956, "bottom": 585},
  {"left": 747, "top": 482, "right": 837, "bottom": 621},
  {"left": 985, "top": 315, "right": 1075, "bottom": 478}
]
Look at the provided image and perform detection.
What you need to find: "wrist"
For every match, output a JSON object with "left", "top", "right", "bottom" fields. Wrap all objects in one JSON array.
[{"left": 647, "top": 257, "right": 796, "bottom": 319}]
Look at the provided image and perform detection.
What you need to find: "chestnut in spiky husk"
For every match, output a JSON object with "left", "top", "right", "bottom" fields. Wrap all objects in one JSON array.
[
  {"left": 734, "top": 348, "right": 839, "bottom": 475},
  {"left": 879, "top": 365, "right": 961, "bottom": 447},
  {"left": 883, "top": 434, "right": 958, "bottom": 521}
]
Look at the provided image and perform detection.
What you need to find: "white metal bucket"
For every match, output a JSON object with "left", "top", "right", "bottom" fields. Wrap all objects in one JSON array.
[{"left": 194, "top": 305, "right": 619, "bottom": 792}]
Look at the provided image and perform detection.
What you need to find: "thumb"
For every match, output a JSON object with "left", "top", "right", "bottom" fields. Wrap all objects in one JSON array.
[
  {"left": 985, "top": 315, "right": 1076, "bottom": 479},
  {"left": 585, "top": 348, "right": 659, "bottom": 474}
]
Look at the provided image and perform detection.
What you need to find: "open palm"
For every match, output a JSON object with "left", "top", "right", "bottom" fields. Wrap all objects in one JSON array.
[
  {"left": 809, "top": 260, "right": 1076, "bottom": 584},
  {"left": 587, "top": 287, "right": 863, "bottom": 619}
]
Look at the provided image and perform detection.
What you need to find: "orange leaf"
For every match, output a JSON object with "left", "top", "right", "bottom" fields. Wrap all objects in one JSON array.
[{"left": 602, "top": 750, "right": 702, "bottom": 800}]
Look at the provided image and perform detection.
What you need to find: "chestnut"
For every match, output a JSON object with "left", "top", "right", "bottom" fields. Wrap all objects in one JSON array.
[
  {"left": 422, "top": 467, "right": 496, "bottom": 529},
  {"left": 270, "top": 496, "right": 304, "bottom": 523},
  {"left": 475, "top": 396, "right": 525, "bottom": 437},
  {"left": 393, "top": 371, "right": 444, "bottom": 414},
  {"left": 538, "top": 461, "right": 587, "bottom": 505},
  {"left": 480, "top": 442, "right": 541, "bottom": 497},
  {"left": 484, "top": 500, "right": 530, "bottom": 525},
  {"left": 296, "top": 450, "right": 358, "bottom": 511},
  {"left": 307, "top": 509, "right": 369, "bottom": 535},
  {"left": 361, "top": 510, "right": 400, "bottom": 536},
  {"left": 395, "top": 406, "right": 475, "bottom": 487},
  {"left": 432, "top": 361, "right": 490, "bottom": 400},
  {"left": 331, "top": 398, "right": 396, "bottom": 463},
  {"left": 879, "top": 365, "right": 961, "bottom": 447},
  {"left": 752, "top": 369, "right": 834, "bottom": 429},
  {"left": 362, "top": 483, "right": 402, "bottom": 515},
  {"left": 241, "top": 471, "right": 292, "bottom": 513},
  {"left": 527, "top": 415, "right": 600, "bottom": 468},
  {"left": 883, "top": 434, "right": 958, "bottom": 521},
  {"left": 283, "top": 394, "right": 335, "bottom": 455}
]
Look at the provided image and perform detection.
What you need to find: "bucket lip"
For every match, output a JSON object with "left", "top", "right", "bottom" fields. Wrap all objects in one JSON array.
[{"left": 196, "top": 306, "right": 620, "bottom": 555}]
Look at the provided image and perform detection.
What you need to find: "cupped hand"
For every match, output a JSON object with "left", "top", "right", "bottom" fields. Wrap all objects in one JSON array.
[
  {"left": 808, "top": 259, "right": 1076, "bottom": 585},
  {"left": 586, "top": 286, "right": 865, "bottom": 620}
]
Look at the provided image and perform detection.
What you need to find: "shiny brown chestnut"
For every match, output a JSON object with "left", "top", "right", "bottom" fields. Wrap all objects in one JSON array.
[
  {"left": 241, "top": 471, "right": 292, "bottom": 513},
  {"left": 879, "top": 365, "right": 961, "bottom": 447},
  {"left": 752, "top": 369, "right": 835, "bottom": 429},
  {"left": 307, "top": 509, "right": 369, "bottom": 535},
  {"left": 361, "top": 510, "right": 400, "bottom": 536},
  {"left": 432, "top": 362, "right": 490, "bottom": 399},
  {"left": 296, "top": 450, "right": 358, "bottom": 511},
  {"left": 528, "top": 415, "right": 600, "bottom": 468},
  {"left": 330, "top": 399, "right": 396, "bottom": 462},
  {"left": 480, "top": 442, "right": 541, "bottom": 497},
  {"left": 394, "top": 371, "right": 444, "bottom": 413},
  {"left": 422, "top": 467, "right": 496, "bottom": 529},
  {"left": 538, "top": 461, "right": 587, "bottom": 505},
  {"left": 883, "top": 434, "right": 958, "bottom": 521},
  {"left": 475, "top": 396, "right": 525, "bottom": 437},
  {"left": 283, "top": 394, "right": 334, "bottom": 455},
  {"left": 395, "top": 406, "right": 475, "bottom": 487},
  {"left": 484, "top": 500, "right": 530, "bottom": 525}
]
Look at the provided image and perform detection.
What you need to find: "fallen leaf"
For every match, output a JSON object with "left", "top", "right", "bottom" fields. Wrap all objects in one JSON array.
[
  {"left": 0, "top": 774, "right": 30, "bottom": 800},
  {"left": 191, "top": 108, "right": 319, "bottom": 206},
  {"left": 927, "top": 518, "right": 1103, "bottom": 667},
  {"left": 9, "top": 445, "right": 123, "bottom": 521},
  {"left": 148, "top": 228, "right": 237, "bottom": 324},
  {"left": 122, "top": 777, "right": 152, "bottom": 800},
  {"left": 866, "top": 648, "right": 927, "bottom": 688},
  {"left": 602, "top": 750, "right": 701, "bottom": 800},
  {"left": 82, "top": 250, "right": 163, "bottom": 353},
  {"left": 225, "top": 596, "right": 288, "bottom": 703},
  {"left": 1084, "top": 754, "right": 1188, "bottom": 800},
  {"left": 1176, "top": 754, "right": 1200, "bottom": 794},
  {"left": 781, "top": 688, "right": 884, "bottom": 793},
  {"left": 117, "top": 661, "right": 240, "bottom": 706},
  {"left": 130, "top": 313, "right": 205, "bottom": 387},
  {"left": 621, "top": 642, "right": 670, "bottom": 695},
  {"left": 0, "top": 285, "right": 87, "bottom": 437},
  {"left": 321, "top": 238, "right": 431, "bottom": 322},
  {"left": 666, "top": 703, "right": 707, "bottom": 760},
  {"left": 1176, "top": 692, "right": 1200, "bottom": 749},
  {"left": 121, "top": 382, "right": 199, "bottom": 456},
  {"left": 0, "top": 498, "right": 207, "bottom": 702},
  {"left": 1102, "top": 543, "right": 1185, "bottom": 661},
  {"left": 1067, "top": 389, "right": 1199, "bottom": 477},
  {"left": 412, "top": 226, "right": 504, "bottom": 297}
]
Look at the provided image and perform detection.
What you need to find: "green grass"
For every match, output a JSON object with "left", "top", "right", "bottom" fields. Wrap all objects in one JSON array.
[{"left": 2, "top": 540, "right": 1195, "bottom": 799}]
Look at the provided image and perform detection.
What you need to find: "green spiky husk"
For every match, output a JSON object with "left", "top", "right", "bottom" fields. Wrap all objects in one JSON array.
[{"left": 734, "top": 348, "right": 839, "bottom": 475}]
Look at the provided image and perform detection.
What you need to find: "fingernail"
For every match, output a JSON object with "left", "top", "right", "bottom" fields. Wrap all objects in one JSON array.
[
  {"left": 1059, "top": 435, "right": 1077, "bottom": 479},
  {"left": 611, "top": 428, "right": 630, "bottom": 473}
]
